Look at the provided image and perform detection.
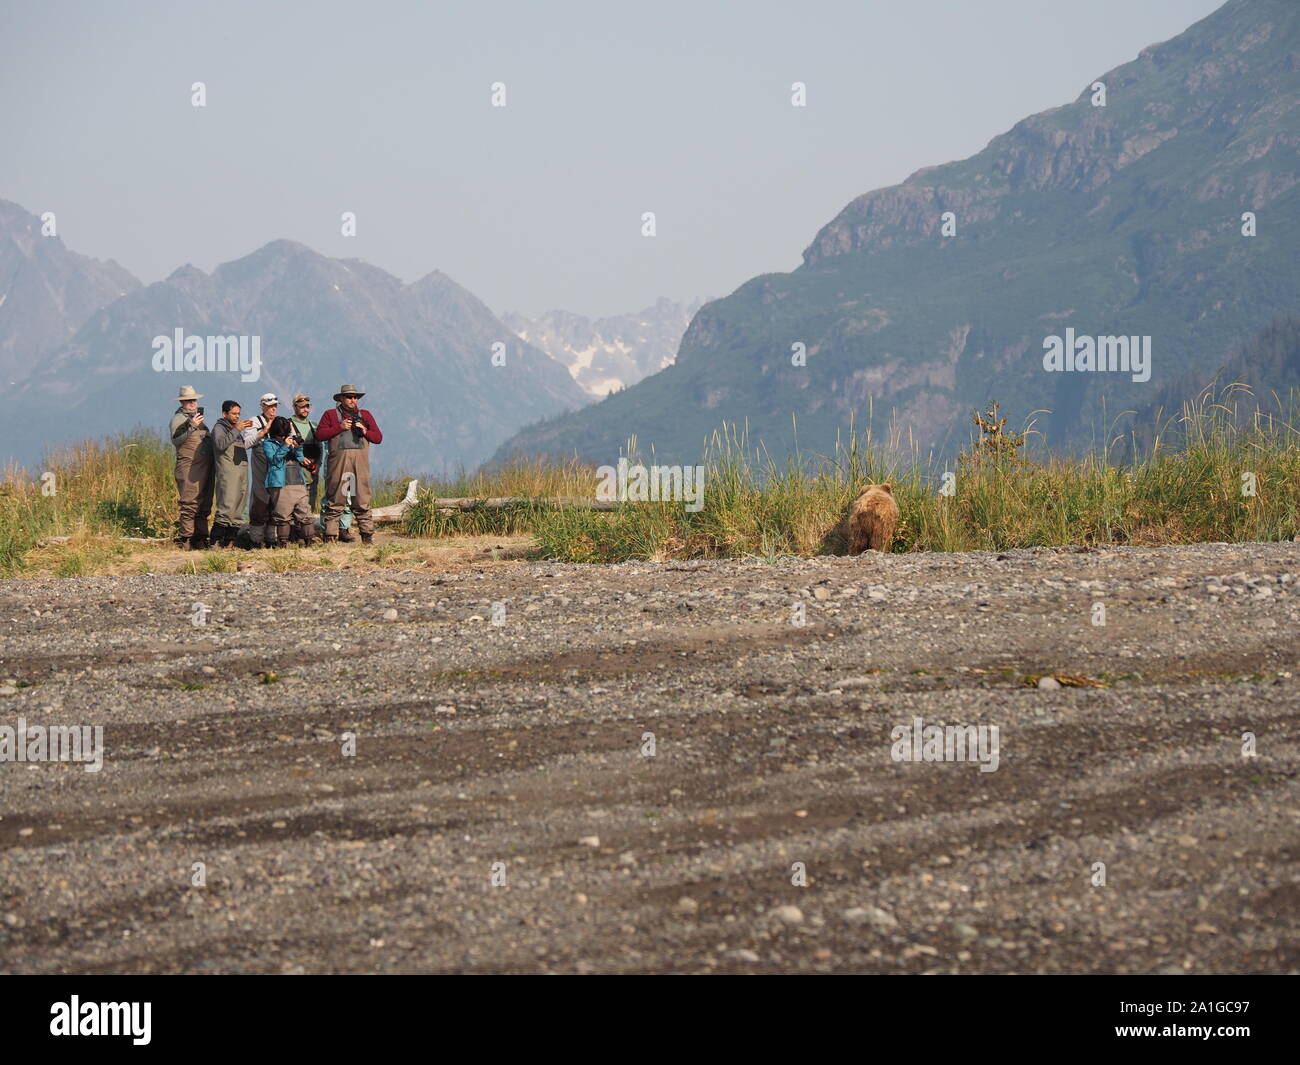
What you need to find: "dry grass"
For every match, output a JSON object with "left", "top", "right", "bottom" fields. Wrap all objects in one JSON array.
[{"left": 13, "top": 531, "right": 533, "bottom": 579}]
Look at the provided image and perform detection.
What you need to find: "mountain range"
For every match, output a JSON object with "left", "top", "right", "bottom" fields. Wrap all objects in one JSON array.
[
  {"left": 4, "top": 210, "right": 589, "bottom": 473},
  {"left": 1, "top": 196, "right": 706, "bottom": 474},
  {"left": 495, "top": 0, "right": 1300, "bottom": 466}
]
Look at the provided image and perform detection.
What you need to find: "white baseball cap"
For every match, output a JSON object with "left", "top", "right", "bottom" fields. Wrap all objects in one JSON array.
[{"left": 260, "top": 393, "right": 279, "bottom": 405}]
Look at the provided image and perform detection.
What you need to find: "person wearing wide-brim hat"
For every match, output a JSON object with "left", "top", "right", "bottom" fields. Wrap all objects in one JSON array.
[
  {"left": 168, "top": 385, "right": 215, "bottom": 549},
  {"left": 315, "top": 383, "right": 384, "bottom": 544}
]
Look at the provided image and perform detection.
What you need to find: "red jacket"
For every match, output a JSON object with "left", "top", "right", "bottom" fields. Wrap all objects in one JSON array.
[{"left": 316, "top": 406, "right": 383, "bottom": 445}]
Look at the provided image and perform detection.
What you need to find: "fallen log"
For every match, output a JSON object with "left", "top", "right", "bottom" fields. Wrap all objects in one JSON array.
[
  {"left": 423, "top": 496, "right": 620, "bottom": 512},
  {"left": 371, "top": 479, "right": 421, "bottom": 522},
  {"left": 373, "top": 481, "right": 619, "bottom": 522}
]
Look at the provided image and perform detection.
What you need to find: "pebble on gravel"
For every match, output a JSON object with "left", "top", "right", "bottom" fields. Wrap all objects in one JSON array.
[
  {"left": 1037, "top": 676, "right": 1062, "bottom": 691},
  {"left": 843, "top": 906, "right": 899, "bottom": 931}
]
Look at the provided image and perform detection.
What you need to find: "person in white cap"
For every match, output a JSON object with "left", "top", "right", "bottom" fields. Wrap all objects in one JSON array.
[
  {"left": 168, "top": 385, "right": 214, "bottom": 549},
  {"left": 246, "top": 393, "right": 280, "bottom": 547}
]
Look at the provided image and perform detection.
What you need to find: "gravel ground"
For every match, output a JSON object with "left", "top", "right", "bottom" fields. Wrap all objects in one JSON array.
[{"left": 1, "top": 540, "right": 1297, "bottom": 974}]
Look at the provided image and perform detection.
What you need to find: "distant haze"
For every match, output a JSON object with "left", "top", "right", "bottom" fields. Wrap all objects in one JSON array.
[{"left": 0, "top": 0, "right": 1221, "bottom": 318}]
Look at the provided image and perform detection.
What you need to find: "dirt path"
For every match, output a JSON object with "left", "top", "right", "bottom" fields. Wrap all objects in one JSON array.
[{"left": 1, "top": 541, "right": 1297, "bottom": 973}]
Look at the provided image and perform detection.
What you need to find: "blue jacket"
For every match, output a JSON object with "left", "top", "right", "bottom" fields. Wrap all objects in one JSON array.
[{"left": 261, "top": 439, "right": 306, "bottom": 488}]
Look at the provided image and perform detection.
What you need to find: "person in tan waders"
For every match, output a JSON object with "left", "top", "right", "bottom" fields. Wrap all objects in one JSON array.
[
  {"left": 316, "top": 383, "right": 383, "bottom": 544},
  {"left": 169, "top": 384, "right": 215, "bottom": 550}
]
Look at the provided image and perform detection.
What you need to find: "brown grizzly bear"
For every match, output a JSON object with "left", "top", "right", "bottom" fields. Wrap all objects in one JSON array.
[{"left": 846, "top": 483, "right": 899, "bottom": 555}]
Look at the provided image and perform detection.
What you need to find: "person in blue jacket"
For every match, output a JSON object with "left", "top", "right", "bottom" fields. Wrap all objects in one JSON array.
[{"left": 261, "top": 416, "right": 316, "bottom": 547}]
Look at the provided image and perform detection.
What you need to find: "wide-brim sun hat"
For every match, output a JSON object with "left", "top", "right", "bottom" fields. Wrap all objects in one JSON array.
[
  {"left": 333, "top": 383, "right": 366, "bottom": 401},
  {"left": 177, "top": 385, "right": 203, "bottom": 401}
]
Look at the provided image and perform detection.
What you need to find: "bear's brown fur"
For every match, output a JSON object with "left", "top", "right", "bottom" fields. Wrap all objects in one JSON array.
[{"left": 846, "top": 483, "right": 899, "bottom": 555}]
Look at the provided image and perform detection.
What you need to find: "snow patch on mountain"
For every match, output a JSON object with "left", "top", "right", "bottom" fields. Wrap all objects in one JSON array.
[{"left": 502, "top": 297, "right": 703, "bottom": 397}]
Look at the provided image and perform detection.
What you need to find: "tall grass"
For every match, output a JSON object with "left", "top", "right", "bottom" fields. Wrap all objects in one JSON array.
[
  {"left": 0, "top": 432, "right": 175, "bottom": 576},
  {"left": 521, "top": 388, "right": 1300, "bottom": 562}
]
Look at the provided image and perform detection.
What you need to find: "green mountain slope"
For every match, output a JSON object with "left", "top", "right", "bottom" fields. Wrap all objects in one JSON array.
[{"left": 1134, "top": 315, "right": 1300, "bottom": 445}]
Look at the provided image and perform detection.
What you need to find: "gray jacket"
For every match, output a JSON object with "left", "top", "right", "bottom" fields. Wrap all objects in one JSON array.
[{"left": 211, "top": 417, "right": 250, "bottom": 465}]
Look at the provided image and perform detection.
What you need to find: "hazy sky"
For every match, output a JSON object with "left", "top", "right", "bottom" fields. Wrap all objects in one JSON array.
[{"left": 1, "top": 0, "right": 1223, "bottom": 318}]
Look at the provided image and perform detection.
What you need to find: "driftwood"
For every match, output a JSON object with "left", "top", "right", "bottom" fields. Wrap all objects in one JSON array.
[
  {"left": 373, "top": 481, "right": 618, "bottom": 523},
  {"left": 371, "top": 479, "right": 421, "bottom": 522},
  {"left": 429, "top": 496, "right": 618, "bottom": 511}
]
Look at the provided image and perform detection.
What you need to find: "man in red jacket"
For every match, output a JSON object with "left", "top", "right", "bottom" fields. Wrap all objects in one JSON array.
[{"left": 315, "top": 383, "right": 383, "bottom": 544}]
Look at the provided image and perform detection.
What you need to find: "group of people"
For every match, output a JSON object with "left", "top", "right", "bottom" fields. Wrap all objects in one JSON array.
[{"left": 169, "top": 382, "right": 383, "bottom": 549}]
